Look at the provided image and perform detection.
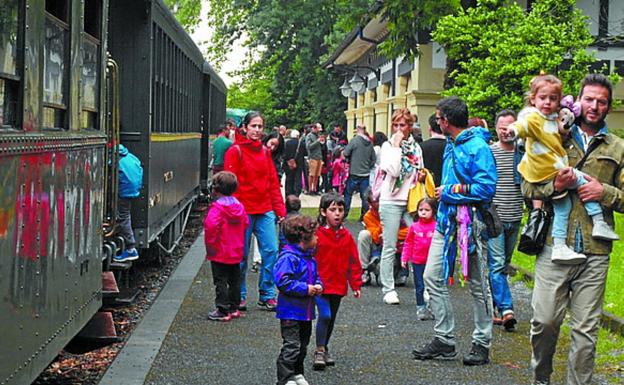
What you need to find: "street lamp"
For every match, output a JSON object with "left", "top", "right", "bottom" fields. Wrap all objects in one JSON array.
[
  {"left": 349, "top": 72, "right": 365, "bottom": 93},
  {"left": 340, "top": 77, "right": 352, "bottom": 98}
]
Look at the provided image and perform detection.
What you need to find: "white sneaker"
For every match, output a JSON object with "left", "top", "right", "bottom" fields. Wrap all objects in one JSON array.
[
  {"left": 383, "top": 290, "right": 400, "bottom": 305},
  {"left": 592, "top": 220, "right": 620, "bottom": 241},
  {"left": 551, "top": 244, "right": 586, "bottom": 265},
  {"left": 285, "top": 381, "right": 298, "bottom": 385},
  {"left": 293, "top": 374, "right": 310, "bottom": 385}
]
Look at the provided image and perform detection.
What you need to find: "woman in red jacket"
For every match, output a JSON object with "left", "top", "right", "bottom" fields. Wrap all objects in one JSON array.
[
  {"left": 312, "top": 193, "right": 362, "bottom": 371},
  {"left": 224, "top": 111, "right": 286, "bottom": 311}
]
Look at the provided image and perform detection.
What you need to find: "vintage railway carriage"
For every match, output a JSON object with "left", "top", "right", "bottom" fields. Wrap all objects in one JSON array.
[
  {"left": 200, "top": 62, "right": 227, "bottom": 191},
  {"left": 0, "top": 1, "right": 109, "bottom": 384},
  {"left": 108, "top": 0, "right": 204, "bottom": 252}
]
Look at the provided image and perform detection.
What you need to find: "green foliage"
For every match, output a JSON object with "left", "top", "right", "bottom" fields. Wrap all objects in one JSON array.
[
  {"left": 433, "top": 0, "right": 598, "bottom": 122},
  {"left": 162, "top": 0, "right": 202, "bottom": 33},
  {"left": 379, "top": 0, "right": 461, "bottom": 61},
  {"left": 205, "top": 0, "right": 371, "bottom": 129}
]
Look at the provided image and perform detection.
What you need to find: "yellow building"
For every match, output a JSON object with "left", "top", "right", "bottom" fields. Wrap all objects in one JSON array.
[{"left": 324, "top": 1, "right": 624, "bottom": 139}]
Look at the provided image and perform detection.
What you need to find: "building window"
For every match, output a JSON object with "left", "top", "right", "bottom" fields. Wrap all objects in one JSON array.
[
  {"left": 81, "top": 0, "right": 101, "bottom": 129},
  {"left": 43, "top": 0, "right": 69, "bottom": 129},
  {"left": 0, "top": 0, "right": 20, "bottom": 128}
]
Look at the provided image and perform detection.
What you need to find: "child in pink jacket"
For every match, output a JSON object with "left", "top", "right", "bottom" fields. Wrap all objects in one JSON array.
[
  {"left": 204, "top": 171, "right": 249, "bottom": 322},
  {"left": 401, "top": 197, "right": 437, "bottom": 321},
  {"left": 331, "top": 147, "right": 348, "bottom": 194}
]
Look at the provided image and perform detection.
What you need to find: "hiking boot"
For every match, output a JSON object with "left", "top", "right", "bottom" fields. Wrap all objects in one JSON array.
[
  {"left": 462, "top": 343, "right": 489, "bottom": 366},
  {"left": 114, "top": 248, "right": 139, "bottom": 262},
  {"left": 292, "top": 374, "right": 310, "bottom": 385},
  {"left": 551, "top": 244, "right": 586, "bottom": 265},
  {"left": 383, "top": 291, "right": 400, "bottom": 305},
  {"left": 324, "top": 350, "right": 335, "bottom": 366},
  {"left": 239, "top": 299, "right": 247, "bottom": 311},
  {"left": 412, "top": 338, "right": 457, "bottom": 360},
  {"left": 207, "top": 309, "right": 232, "bottom": 322},
  {"left": 502, "top": 312, "right": 517, "bottom": 332},
  {"left": 257, "top": 298, "right": 277, "bottom": 311},
  {"left": 417, "top": 308, "right": 435, "bottom": 321},
  {"left": 312, "top": 350, "right": 326, "bottom": 370},
  {"left": 592, "top": 220, "right": 620, "bottom": 241}
]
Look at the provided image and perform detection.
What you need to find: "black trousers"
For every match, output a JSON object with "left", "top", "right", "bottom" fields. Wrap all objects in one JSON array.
[
  {"left": 276, "top": 319, "right": 312, "bottom": 385},
  {"left": 211, "top": 261, "right": 241, "bottom": 313},
  {"left": 284, "top": 166, "right": 302, "bottom": 198}
]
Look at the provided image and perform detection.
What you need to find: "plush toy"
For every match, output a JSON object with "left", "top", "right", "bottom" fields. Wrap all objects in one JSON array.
[{"left": 559, "top": 95, "right": 581, "bottom": 133}]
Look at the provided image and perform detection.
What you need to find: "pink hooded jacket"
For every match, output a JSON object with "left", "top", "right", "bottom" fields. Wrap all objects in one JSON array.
[{"left": 204, "top": 196, "right": 249, "bottom": 264}]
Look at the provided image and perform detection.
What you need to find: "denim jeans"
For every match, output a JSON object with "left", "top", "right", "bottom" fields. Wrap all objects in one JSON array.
[
  {"left": 379, "top": 203, "right": 413, "bottom": 294},
  {"left": 241, "top": 211, "right": 278, "bottom": 302},
  {"left": 487, "top": 221, "right": 521, "bottom": 314},
  {"left": 411, "top": 263, "right": 426, "bottom": 307},
  {"left": 424, "top": 231, "right": 492, "bottom": 347},
  {"left": 552, "top": 169, "right": 601, "bottom": 239},
  {"left": 117, "top": 198, "right": 136, "bottom": 249},
  {"left": 344, "top": 175, "right": 370, "bottom": 219}
]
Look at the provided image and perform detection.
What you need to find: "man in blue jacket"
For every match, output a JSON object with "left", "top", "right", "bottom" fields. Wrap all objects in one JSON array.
[
  {"left": 115, "top": 144, "right": 144, "bottom": 262},
  {"left": 412, "top": 96, "right": 497, "bottom": 366}
]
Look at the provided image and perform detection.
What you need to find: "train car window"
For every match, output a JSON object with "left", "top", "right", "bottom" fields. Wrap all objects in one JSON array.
[
  {"left": 0, "top": 0, "right": 20, "bottom": 128},
  {"left": 43, "top": 0, "right": 69, "bottom": 129},
  {"left": 81, "top": 0, "right": 101, "bottom": 129}
]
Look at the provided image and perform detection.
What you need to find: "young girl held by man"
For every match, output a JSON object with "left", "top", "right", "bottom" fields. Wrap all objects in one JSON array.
[
  {"left": 401, "top": 197, "right": 437, "bottom": 321},
  {"left": 273, "top": 215, "right": 323, "bottom": 385},
  {"left": 204, "top": 171, "right": 249, "bottom": 322},
  {"left": 510, "top": 73, "right": 619, "bottom": 265},
  {"left": 313, "top": 193, "right": 362, "bottom": 371}
]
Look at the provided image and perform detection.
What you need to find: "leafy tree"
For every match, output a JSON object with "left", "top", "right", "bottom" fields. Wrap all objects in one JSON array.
[
  {"left": 432, "top": 0, "right": 603, "bottom": 122},
  {"left": 163, "top": 0, "right": 202, "bottom": 33}
]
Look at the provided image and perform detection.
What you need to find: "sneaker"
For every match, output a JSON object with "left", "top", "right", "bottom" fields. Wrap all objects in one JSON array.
[
  {"left": 114, "top": 248, "right": 139, "bottom": 262},
  {"left": 592, "top": 220, "right": 620, "bottom": 241},
  {"left": 324, "top": 350, "right": 335, "bottom": 366},
  {"left": 229, "top": 310, "right": 242, "bottom": 319},
  {"left": 383, "top": 291, "right": 400, "bottom": 305},
  {"left": 412, "top": 338, "right": 457, "bottom": 360},
  {"left": 312, "top": 350, "right": 326, "bottom": 370},
  {"left": 292, "top": 374, "right": 310, "bottom": 385},
  {"left": 238, "top": 299, "right": 247, "bottom": 311},
  {"left": 417, "top": 308, "right": 435, "bottom": 321},
  {"left": 502, "top": 312, "right": 517, "bottom": 332},
  {"left": 462, "top": 343, "right": 490, "bottom": 366},
  {"left": 285, "top": 381, "right": 298, "bottom": 385},
  {"left": 532, "top": 380, "right": 550, "bottom": 385},
  {"left": 207, "top": 309, "right": 232, "bottom": 322},
  {"left": 257, "top": 298, "right": 277, "bottom": 311},
  {"left": 551, "top": 244, "right": 586, "bottom": 265}
]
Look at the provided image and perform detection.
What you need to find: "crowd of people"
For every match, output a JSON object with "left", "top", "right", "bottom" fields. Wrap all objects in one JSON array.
[{"left": 204, "top": 73, "right": 624, "bottom": 385}]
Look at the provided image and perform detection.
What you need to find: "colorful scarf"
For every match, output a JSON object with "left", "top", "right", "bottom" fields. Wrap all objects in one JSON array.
[{"left": 392, "top": 136, "right": 423, "bottom": 193}]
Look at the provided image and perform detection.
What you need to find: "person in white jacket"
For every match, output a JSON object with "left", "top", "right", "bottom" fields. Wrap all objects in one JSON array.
[{"left": 378, "top": 108, "right": 424, "bottom": 304}]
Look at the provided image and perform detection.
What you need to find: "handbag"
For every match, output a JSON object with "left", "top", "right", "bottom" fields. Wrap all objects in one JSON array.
[
  {"left": 286, "top": 138, "right": 302, "bottom": 170},
  {"left": 517, "top": 208, "right": 551, "bottom": 255},
  {"left": 407, "top": 168, "right": 435, "bottom": 213}
]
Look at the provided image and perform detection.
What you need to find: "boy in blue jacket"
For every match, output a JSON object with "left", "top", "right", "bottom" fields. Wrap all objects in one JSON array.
[
  {"left": 115, "top": 144, "right": 143, "bottom": 262},
  {"left": 273, "top": 215, "right": 323, "bottom": 385}
]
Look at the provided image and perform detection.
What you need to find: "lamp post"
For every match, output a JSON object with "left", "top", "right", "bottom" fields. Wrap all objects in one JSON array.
[
  {"left": 349, "top": 73, "right": 365, "bottom": 93},
  {"left": 340, "top": 77, "right": 352, "bottom": 98}
]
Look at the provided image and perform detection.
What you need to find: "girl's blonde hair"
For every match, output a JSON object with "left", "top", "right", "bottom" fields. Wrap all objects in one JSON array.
[{"left": 525, "top": 73, "right": 563, "bottom": 106}]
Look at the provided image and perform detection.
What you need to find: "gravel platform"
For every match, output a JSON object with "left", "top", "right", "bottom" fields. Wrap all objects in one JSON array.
[{"left": 104, "top": 222, "right": 611, "bottom": 385}]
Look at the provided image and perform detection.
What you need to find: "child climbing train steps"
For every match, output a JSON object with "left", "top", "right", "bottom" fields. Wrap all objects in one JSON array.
[
  {"left": 401, "top": 197, "right": 437, "bottom": 321},
  {"left": 273, "top": 215, "right": 323, "bottom": 385},
  {"left": 313, "top": 193, "right": 362, "bottom": 371},
  {"left": 511, "top": 73, "right": 619, "bottom": 265}
]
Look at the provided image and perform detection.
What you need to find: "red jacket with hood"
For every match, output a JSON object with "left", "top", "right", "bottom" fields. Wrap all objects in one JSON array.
[
  {"left": 204, "top": 196, "right": 249, "bottom": 264},
  {"left": 315, "top": 226, "right": 362, "bottom": 296},
  {"left": 224, "top": 133, "right": 286, "bottom": 218}
]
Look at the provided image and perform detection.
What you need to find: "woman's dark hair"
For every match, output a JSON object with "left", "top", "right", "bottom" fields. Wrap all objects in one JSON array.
[
  {"left": 417, "top": 197, "right": 438, "bottom": 217},
  {"left": 282, "top": 215, "right": 318, "bottom": 244},
  {"left": 317, "top": 192, "right": 345, "bottom": 225},
  {"left": 242, "top": 111, "right": 263, "bottom": 126},
  {"left": 211, "top": 171, "right": 238, "bottom": 195},
  {"left": 285, "top": 194, "right": 301, "bottom": 214},
  {"left": 373, "top": 131, "right": 388, "bottom": 146}
]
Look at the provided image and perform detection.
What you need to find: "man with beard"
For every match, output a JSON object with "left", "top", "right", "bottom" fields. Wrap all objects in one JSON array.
[
  {"left": 488, "top": 109, "right": 523, "bottom": 332},
  {"left": 524, "top": 74, "right": 624, "bottom": 385}
]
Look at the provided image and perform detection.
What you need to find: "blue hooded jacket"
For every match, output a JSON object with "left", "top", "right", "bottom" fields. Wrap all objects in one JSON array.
[
  {"left": 273, "top": 243, "right": 323, "bottom": 321},
  {"left": 436, "top": 128, "right": 497, "bottom": 233},
  {"left": 118, "top": 144, "right": 143, "bottom": 198}
]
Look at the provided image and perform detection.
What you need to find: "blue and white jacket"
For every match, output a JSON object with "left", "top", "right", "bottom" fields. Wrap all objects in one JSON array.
[{"left": 273, "top": 243, "right": 323, "bottom": 321}]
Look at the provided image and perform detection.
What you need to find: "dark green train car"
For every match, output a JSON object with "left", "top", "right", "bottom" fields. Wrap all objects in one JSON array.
[{"left": 200, "top": 62, "right": 227, "bottom": 191}]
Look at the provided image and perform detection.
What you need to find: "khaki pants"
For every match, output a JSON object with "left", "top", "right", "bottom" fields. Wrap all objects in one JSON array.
[{"left": 530, "top": 245, "right": 609, "bottom": 385}]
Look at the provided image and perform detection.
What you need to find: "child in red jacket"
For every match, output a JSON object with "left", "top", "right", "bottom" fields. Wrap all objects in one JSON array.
[
  {"left": 401, "top": 197, "right": 437, "bottom": 321},
  {"left": 204, "top": 172, "right": 249, "bottom": 322},
  {"left": 313, "top": 192, "right": 362, "bottom": 371}
]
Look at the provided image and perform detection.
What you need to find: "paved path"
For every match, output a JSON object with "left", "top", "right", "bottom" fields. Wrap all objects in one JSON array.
[{"left": 99, "top": 222, "right": 612, "bottom": 385}]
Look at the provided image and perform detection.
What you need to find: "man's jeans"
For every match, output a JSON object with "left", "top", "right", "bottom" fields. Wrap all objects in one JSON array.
[
  {"left": 241, "top": 211, "right": 278, "bottom": 302},
  {"left": 344, "top": 175, "right": 369, "bottom": 218},
  {"left": 424, "top": 231, "right": 492, "bottom": 347},
  {"left": 487, "top": 221, "right": 520, "bottom": 314}
]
